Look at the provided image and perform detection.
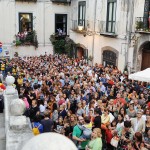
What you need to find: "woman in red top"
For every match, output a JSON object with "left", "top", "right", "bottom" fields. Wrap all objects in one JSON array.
[{"left": 105, "top": 124, "right": 113, "bottom": 149}]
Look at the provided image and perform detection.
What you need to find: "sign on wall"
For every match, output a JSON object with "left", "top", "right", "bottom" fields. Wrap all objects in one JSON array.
[
  {"left": 3, "top": 46, "right": 10, "bottom": 57},
  {"left": 0, "top": 42, "right": 2, "bottom": 53}
]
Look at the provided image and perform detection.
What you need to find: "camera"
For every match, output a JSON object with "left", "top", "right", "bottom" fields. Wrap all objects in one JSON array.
[{"left": 125, "top": 132, "right": 130, "bottom": 139}]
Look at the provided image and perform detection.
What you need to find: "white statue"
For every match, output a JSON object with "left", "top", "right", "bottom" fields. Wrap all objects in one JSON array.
[{"left": 5, "top": 76, "right": 16, "bottom": 95}]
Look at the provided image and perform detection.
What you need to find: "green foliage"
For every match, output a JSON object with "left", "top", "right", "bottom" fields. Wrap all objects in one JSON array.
[
  {"left": 54, "top": 39, "right": 65, "bottom": 54},
  {"left": 88, "top": 55, "right": 93, "bottom": 61},
  {"left": 50, "top": 34, "right": 76, "bottom": 57},
  {"left": 136, "top": 21, "right": 144, "bottom": 30},
  {"left": 16, "top": 40, "right": 22, "bottom": 46},
  {"left": 14, "top": 30, "right": 38, "bottom": 48}
]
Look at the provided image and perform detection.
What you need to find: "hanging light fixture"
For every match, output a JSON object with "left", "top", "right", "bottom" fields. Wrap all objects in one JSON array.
[{"left": 78, "top": 25, "right": 84, "bottom": 31}]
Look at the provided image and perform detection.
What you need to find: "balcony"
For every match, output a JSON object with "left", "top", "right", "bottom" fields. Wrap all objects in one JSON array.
[
  {"left": 13, "top": 30, "right": 38, "bottom": 48},
  {"left": 71, "top": 20, "right": 88, "bottom": 35},
  {"left": 15, "top": 0, "right": 37, "bottom": 2},
  {"left": 51, "top": 0, "right": 71, "bottom": 4},
  {"left": 98, "top": 21, "right": 118, "bottom": 37},
  {"left": 135, "top": 17, "right": 150, "bottom": 34}
]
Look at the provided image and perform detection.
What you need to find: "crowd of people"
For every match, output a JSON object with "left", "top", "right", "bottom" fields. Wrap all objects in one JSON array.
[{"left": 1, "top": 54, "right": 150, "bottom": 150}]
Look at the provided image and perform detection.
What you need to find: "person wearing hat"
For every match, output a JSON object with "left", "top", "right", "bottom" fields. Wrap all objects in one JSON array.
[{"left": 131, "top": 109, "right": 145, "bottom": 133}]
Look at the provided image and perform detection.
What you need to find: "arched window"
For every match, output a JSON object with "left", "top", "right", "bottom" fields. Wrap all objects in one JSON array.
[{"left": 103, "top": 50, "right": 117, "bottom": 66}]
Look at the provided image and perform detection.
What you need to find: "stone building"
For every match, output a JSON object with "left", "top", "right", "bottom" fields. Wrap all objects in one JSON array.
[
  {"left": 70, "top": 0, "right": 150, "bottom": 72},
  {"left": 0, "top": 0, "right": 150, "bottom": 72},
  {"left": 0, "top": 0, "right": 71, "bottom": 57}
]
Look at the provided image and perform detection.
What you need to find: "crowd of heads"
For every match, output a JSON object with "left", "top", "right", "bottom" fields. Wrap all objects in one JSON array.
[{"left": 2, "top": 54, "right": 150, "bottom": 149}]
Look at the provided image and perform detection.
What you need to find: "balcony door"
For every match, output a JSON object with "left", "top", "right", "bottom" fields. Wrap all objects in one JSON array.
[
  {"left": 55, "top": 14, "right": 67, "bottom": 35},
  {"left": 106, "top": 0, "right": 117, "bottom": 33},
  {"left": 78, "top": 1, "right": 86, "bottom": 28},
  {"left": 19, "top": 13, "right": 33, "bottom": 32},
  {"left": 143, "top": 0, "right": 150, "bottom": 28}
]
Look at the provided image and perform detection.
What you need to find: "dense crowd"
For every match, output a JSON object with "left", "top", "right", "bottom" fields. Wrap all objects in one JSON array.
[{"left": 1, "top": 54, "right": 150, "bottom": 150}]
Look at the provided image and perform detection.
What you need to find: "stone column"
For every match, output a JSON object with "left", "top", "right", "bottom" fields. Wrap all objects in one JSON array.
[{"left": 4, "top": 75, "right": 34, "bottom": 150}]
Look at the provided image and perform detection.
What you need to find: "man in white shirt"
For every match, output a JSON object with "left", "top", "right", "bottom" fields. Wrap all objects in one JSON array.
[{"left": 131, "top": 109, "right": 145, "bottom": 133}]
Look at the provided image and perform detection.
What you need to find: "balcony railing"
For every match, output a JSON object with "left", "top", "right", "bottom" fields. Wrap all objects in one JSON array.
[
  {"left": 15, "top": 0, "right": 37, "bottom": 2},
  {"left": 98, "top": 21, "right": 118, "bottom": 37},
  {"left": 135, "top": 17, "right": 150, "bottom": 33},
  {"left": 71, "top": 20, "right": 88, "bottom": 34},
  {"left": 13, "top": 30, "right": 38, "bottom": 48},
  {"left": 51, "top": 0, "right": 71, "bottom": 3}
]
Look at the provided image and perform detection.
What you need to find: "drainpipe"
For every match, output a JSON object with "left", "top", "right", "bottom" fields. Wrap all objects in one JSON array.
[
  {"left": 125, "top": 0, "right": 129, "bottom": 68},
  {"left": 43, "top": 1, "right": 45, "bottom": 47},
  {"left": 92, "top": 0, "right": 97, "bottom": 66},
  {"left": 125, "top": 0, "right": 134, "bottom": 72}
]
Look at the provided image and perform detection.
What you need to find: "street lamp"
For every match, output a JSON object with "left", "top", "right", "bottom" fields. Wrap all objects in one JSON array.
[{"left": 78, "top": 25, "right": 83, "bottom": 31}]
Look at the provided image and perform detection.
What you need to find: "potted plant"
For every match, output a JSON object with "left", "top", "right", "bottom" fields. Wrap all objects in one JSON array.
[
  {"left": 50, "top": 34, "right": 76, "bottom": 57},
  {"left": 88, "top": 55, "right": 93, "bottom": 61},
  {"left": 136, "top": 21, "right": 144, "bottom": 31}
]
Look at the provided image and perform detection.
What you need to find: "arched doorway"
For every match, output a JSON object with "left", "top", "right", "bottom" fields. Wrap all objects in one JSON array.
[
  {"left": 75, "top": 44, "right": 88, "bottom": 60},
  {"left": 141, "top": 42, "right": 150, "bottom": 70},
  {"left": 102, "top": 50, "right": 117, "bottom": 66},
  {"left": 77, "top": 47, "right": 84, "bottom": 60}
]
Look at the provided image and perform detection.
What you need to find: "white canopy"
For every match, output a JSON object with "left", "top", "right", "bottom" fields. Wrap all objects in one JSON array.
[{"left": 129, "top": 68, "right": 150, "bottom": 82}]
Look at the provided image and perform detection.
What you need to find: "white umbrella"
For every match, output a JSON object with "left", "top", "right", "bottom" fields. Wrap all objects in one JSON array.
[{"left": 129, "top": 68, "right": 150, "bottom": 82}]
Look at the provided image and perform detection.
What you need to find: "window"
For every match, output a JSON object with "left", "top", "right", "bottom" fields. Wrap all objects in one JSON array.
[
  {"left": 19, "top": 13, "right": 33, "bottom": 32},
  {"left": 78, "top": 1, "right": 86, "bottom": 27},
  {"left": 106, "top": 0, "right": 117, "bottom": 33},
  {"left": 143, "top": 0, "right": 150, "bottom": 28},
  {"left": 103, "top": 50, "right": 117, "bottom": 66},
  {"left": 144, "top": 0, "right": 150, "bottom": 18},
  {"left": 55, "top": 14, "right": 67, "bottom": 35}
]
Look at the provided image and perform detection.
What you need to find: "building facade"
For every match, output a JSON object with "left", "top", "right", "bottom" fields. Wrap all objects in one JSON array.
[
  {"left": 0, "top": 0, "right": 150, "bottom": 72},
  {"left": 0, "top": 0, "right": 71, "bottom": 58},
  {"left": 70, "top": 0, "right": 150, "bottom": 72}
]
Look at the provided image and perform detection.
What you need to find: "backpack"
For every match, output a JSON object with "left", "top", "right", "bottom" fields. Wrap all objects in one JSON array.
[{"left": 32, "top": 123, "right": 41, "bottom": 136}]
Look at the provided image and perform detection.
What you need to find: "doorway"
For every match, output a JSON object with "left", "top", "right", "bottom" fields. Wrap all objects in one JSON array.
[
  {"left": 77, "top": 47, "right": 84, "bottom": 60},
  {"left": 103, "top": 50, "right": 117, "bottom": 66},
  {"left": 141, "top": 45, "right": 150, "bottom": 70}
]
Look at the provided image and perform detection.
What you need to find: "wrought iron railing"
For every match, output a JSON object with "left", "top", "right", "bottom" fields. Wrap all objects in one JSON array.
[
  {"left": 71, "top": 20, "right": 88, "bottom": 33},
  {"left": 14, "top": 30, "right": 38, "bottom": 48},
  {"left": 51, "top": 0, "right": 71, "bottom": 3},
  {"left": 98, "top": 21, "right": 119, "bottom": 35},
  {"left": 15, "top": 0, "right": 37, "bottom": 2},
  {"left": 135, "top": 17, "right": 150, "bottom": 32}
]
